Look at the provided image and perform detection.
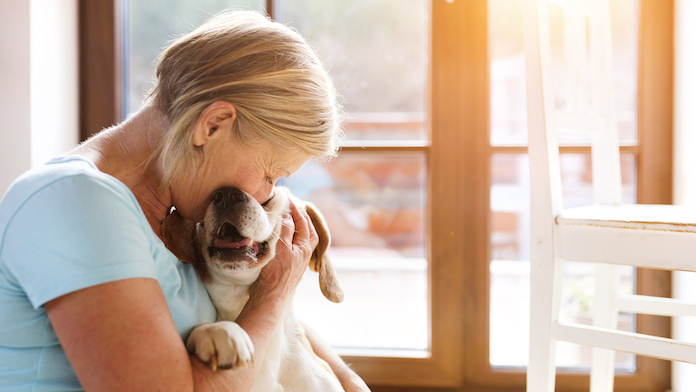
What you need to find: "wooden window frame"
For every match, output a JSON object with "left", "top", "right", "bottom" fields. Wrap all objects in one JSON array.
[{"left": 78, "top": 0, "right": 673, "bottom": 390}]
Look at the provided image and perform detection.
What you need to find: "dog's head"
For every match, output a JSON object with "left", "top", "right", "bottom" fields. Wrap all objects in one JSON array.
[{"left": 161, "top": 186, "right": 343, "bottom": 303}]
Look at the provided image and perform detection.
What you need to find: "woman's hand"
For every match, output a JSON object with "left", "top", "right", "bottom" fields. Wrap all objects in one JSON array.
[{"left": 251, "top": 200, "right": 319, "bottom": 302}]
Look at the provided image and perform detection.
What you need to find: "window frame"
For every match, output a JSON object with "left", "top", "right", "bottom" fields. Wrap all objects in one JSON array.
[{"left": 79, "top": 0, "right": 673, "bottom": 390}]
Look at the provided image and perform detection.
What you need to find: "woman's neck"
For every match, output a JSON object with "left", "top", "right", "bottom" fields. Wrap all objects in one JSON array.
[{"left": 69, "top": 105, "right": 173, "bottom": 238}]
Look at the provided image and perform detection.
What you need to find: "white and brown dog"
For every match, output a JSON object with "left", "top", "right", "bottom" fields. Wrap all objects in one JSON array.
[{"left": 161, "top": 186, "right": 344, "bottom": 392}]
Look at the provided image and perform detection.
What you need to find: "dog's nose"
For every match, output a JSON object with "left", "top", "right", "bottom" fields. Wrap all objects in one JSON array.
[{"left": 212, "top": 187, "right": 248, "bottom": 209}]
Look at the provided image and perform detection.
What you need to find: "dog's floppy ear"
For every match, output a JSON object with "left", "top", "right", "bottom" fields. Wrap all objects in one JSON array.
[
  {"left": 161, "top": 207, "right": 198, "bottom": 265},
  {"left": 305, "top": 201, "right": 344, "bottom": 303}
]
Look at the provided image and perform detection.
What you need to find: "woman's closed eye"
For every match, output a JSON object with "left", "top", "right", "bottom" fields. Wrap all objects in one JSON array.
[{"left": 262, "top": 193, "right": 275, "bottom": 207}]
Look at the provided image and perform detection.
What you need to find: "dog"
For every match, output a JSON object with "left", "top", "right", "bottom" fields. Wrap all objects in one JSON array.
[{"left": 161, "top": 186, "right": 345, "bottom": 392}]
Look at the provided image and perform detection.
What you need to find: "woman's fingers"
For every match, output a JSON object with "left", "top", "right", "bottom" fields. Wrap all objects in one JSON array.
[
  {"left": 278, "top": 210, "right": 295, "bottom": 250},
  {"left": 307, "top": 214, "right": 319, "bottom": 251},
  {"left": 255, "top": 201, "right": 320, "bottom": 295},
  {"left": 289, "top": 201, "right": 308, "bottom": 242},
  {"left": 288, "top": 201, "right": 319, "bottom": 254}
]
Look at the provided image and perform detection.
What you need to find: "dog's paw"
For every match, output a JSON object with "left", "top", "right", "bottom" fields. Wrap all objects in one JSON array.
[{"left": 186, "top": 321, "right": 255, "bottom": 371}]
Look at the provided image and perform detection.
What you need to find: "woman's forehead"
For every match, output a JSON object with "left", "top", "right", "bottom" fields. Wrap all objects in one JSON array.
[{"left": 259, "top": 145, "right": 310, "bottom": 173}]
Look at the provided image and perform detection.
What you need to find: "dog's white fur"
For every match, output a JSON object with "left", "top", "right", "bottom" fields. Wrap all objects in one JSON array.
[{"left": 162, "top": 186, "right": 344, "bottom": 392}]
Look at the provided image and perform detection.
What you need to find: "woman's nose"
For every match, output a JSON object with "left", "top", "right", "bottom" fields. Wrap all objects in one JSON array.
[{"left": 252, "top": 183, "right": 274, "bottom": 205}]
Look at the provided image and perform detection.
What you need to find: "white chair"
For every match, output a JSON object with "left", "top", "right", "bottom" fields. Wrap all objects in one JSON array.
[{"left": 524, "top": 0, "right": 696, "bottom": 391}]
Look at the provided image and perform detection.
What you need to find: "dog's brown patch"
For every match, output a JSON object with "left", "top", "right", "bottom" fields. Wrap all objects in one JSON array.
[
  {"left": 305, "top": 202, "right": 343, "bottom": 303},
  {"left": 161, "top": 208, "right": 211, "bottom": 282}
]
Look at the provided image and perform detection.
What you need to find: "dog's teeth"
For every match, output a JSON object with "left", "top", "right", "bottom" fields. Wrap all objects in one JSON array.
[{"left": 248, "top": 239, "right": 254, "bottom": 248}]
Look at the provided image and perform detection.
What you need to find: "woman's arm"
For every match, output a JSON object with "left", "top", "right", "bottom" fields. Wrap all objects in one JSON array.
[
  {"left": 45, "top": 201, "right": 316, "bottom": 392},
  {"left": 45, "top": 277, "right": 196, "bottom": 392},
  {"left": 302, "top": 322, "right": 371, "bottom": 392},
  {"left": 45, "top": 277, "right": 274, "bottom": 392}
]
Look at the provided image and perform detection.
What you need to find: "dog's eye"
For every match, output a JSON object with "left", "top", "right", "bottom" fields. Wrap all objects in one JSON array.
[{"left": 261, "top": 193, "right": 275, "bottom": 207}]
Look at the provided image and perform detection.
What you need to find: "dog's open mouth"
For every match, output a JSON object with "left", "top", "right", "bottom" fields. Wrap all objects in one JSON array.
[{"left": 209, "top": 222, "right": 266, "bottom": 261}]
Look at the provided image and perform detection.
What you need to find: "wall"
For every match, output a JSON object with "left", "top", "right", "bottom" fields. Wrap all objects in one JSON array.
[
  {"left": 0, "top": 1, "right": 31, "bottom": 197},
  {"left": 0, "top": 0, "right": 78, "bottom": 197},
  {"left": 30, "top": 0, "right": 79, "bottom": 168}
]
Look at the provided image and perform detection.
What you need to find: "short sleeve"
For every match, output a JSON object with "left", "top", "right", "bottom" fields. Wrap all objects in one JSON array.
[{"left": 1, "top": 174, "right": 158, "bottom": 309}]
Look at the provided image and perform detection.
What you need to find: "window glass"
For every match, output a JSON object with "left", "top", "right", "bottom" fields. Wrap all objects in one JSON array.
[
  {"left": 276, "top": 0, "right": 429, "bottom": 141},
  {"left": 489, "top": 0, "right": 638, "bottom": 147},
  {"left": 285, "top": 153, "right": 428, "bottom": 353},
  {"left": 275, "top": 0, "right": 430, "bottom": 354},
  {"left": 123, "top": 0, "right": 266, "bottom": 117}
]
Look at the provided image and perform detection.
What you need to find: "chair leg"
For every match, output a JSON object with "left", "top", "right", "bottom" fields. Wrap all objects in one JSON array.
[
  {"left": 590, "top": 347, "right": 616, "bottom": 392},
  {"left": 590, "top": 263, "right": 618, "bottom": 392},
  {"left": 528, "top": 331, "right": 557, "bottom": 392},
  {"left": 528, "top": 256, "right": 564, "bottom": 392}
]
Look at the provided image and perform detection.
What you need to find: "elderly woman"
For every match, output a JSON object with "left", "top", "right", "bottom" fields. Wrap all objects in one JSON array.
[{"left": 0, "top": 10, "right": 368, "bottom": 392}]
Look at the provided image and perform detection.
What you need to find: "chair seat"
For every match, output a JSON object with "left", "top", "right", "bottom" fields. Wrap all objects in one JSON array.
[
  {"left": 555, "top": 204, "right": 696, "bottom": 271},
  {"left": 558, "top": 204, "right": 696, "bottom": 233}
]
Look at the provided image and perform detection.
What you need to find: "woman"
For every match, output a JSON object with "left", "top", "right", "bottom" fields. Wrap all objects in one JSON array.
[{"left": 0, "top": 10, "right": 368, "bottom": 392}]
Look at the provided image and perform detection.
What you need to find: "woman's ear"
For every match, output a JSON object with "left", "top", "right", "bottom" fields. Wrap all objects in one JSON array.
[{"left": 192, "top": 101, "right": 238, "bottom": 147}]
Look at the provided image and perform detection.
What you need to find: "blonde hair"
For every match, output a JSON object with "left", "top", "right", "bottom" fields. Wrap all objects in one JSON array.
[{"left": 150, "top": 10, "right": 344, "bottom": 187}]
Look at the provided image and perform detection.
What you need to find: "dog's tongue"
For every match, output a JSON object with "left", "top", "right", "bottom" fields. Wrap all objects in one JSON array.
[{"left": 214, "top": 237, "right": 251, "bottom": 249}]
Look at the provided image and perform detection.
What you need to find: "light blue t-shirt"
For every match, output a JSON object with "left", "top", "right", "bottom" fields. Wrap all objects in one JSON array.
[{"left": 0, "top": 156, "right": 216, "bottom": 391}]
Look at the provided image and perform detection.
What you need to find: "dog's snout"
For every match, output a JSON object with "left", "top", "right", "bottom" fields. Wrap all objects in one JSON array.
[{"left": 212, "top": 187, "right": 248, "bottom": 209}]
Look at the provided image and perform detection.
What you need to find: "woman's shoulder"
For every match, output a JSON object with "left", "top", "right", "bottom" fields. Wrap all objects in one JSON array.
[
  {"left": 5, "top": 155, "right": 129, "bottom": 198},
  {"left": 0, "top": 155, "right": 156, "bottom": 309},
  {"left": 1, "top": 155, "right": 140, "bottom": 220},
  {"left": 0, "top": 155, "right": 148, "bottom": 255}
]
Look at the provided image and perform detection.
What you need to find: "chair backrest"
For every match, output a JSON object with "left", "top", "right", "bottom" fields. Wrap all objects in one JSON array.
[{"left": 524, "top": 0, "right": 623, "bottom": 218}]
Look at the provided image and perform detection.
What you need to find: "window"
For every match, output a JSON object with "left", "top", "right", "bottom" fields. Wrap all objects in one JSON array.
[
  {"left": 489, "top": 0, "right": 643, "bottom": 370},
  {"left": 80, "top": 0, "right": 673, "bottom": 390}
]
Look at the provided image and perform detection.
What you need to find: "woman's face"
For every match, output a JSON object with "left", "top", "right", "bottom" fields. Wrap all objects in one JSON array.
[{"left": 173, "top": 136, "right": 310, "bottom": 222}]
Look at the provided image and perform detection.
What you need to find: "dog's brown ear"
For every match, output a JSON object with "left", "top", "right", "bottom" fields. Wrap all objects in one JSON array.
[
  {"left": 161, "top": 208, "right": 198, "bottom": 265},
  {"left": 305, "top": 201, "right": 344, "bottom": 303}
]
